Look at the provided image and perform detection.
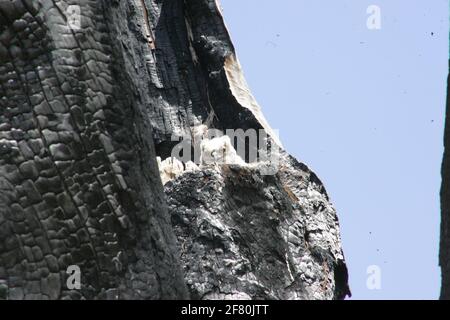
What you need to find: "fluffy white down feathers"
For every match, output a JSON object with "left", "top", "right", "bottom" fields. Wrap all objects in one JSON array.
[
  {"left": 200, "top": 135, "right": 245, "bottom": 166},
  {"left": 157, "top": 134, "right": 245, "bottom": 185}
]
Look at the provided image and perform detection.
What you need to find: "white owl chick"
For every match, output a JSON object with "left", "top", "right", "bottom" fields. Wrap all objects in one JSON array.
[{"left": 200, "top": 135, "right": 246, "bottom": 167}]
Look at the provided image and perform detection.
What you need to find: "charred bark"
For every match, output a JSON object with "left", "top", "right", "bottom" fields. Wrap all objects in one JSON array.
[
  {"left": 0, "top": 0, "right": 349, "bottom": 300},
  {"left": 440, "top": 61, "right": 450, "bottom": 300}
]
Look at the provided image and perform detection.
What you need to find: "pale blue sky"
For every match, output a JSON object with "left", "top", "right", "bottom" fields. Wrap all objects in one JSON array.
[{"left": 221, "top": 0, "right": 449, "bottom": 299}]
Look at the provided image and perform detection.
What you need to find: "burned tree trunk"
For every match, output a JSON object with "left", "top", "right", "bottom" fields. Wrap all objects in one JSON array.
[
  {"left": 441, "top": 61, "right": 450, "bottom": 300},
  {"left": 0, "top": 0, "right": 349, "bottom": 300}
]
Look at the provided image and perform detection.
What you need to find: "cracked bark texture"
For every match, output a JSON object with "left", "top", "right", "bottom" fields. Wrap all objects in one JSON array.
[
  {"left": 167, "top": 159, "right": 349, "bottom": 300},
  {"left": 0, "top": 0, "right": 350, "bottom": 300},
  {"left": 441, "top": 60, "right": 450, "bottom": 300}
]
